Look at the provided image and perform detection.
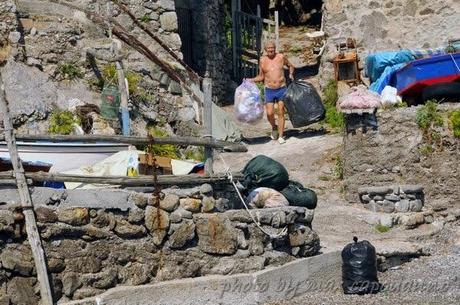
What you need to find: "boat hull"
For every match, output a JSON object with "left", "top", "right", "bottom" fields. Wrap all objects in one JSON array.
[
  {"left": 396, "top": 52, "right": 460, "bottom": 96},
  {"left": 0, "top": 142, "right": 131, "bottom": 172}
]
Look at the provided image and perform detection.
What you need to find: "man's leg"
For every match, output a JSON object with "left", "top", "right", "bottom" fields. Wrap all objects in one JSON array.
[
  {"left": 265, "top": 102, "right": 278, "bottom": 139},
  {"left": 277, "top": 101, "right": 286, "bottom": 139}
]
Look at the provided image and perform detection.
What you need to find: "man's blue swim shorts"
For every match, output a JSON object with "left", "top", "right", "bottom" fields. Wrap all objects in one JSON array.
[{"left": 264, "top": 86, "right": 287, "bottom": 103}]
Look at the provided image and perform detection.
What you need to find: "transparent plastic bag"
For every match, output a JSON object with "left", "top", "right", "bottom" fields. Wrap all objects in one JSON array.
[{"left": 234, "top": 80, "right": 264, "bottom": 124}]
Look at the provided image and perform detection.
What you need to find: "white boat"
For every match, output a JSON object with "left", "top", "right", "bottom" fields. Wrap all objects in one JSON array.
[{"left": 0, "top": 141, "right": 131, "bottom": 172}]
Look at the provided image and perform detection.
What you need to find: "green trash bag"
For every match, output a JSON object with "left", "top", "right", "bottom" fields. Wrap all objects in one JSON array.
[
  {"left": 100, "top": 84, "right": 120, "bottom": 120},
  {"left": 280, "top": 180, "right": 317, "bottom": 209},
  {"left": 242, "top": 155, "right": 289, "bottom": 192}
]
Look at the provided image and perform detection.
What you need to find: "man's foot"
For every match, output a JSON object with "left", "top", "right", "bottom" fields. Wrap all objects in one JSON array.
[
  {"left": 278, "top": 137, "right": 286, "bottom": 144},
  {"left": 271, "top": 127, "right": 279, "bottom": 140}
]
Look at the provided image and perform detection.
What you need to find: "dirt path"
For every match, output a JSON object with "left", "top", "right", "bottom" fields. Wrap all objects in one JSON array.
[{"left": 214, "top": 109, "right": 434, "bottom": 255}]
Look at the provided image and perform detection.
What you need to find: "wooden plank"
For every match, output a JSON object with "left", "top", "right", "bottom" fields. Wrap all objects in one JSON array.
[
  {"left": 0, "top": 171, "right": 244, "bottom": 186},
  {"left": 0, "top": 134, "right": 248, "bottom": 152},
  {"left": 115, "top": 61, "right": 130, "bottom": 136},
  {"left": 0, "top": 74, "right": 54, "bottom": 305},
  {"left": 274, "top": 11, "right": 279, "bottom": 51},
  {"left": 203, "top": 78, "right": 213, "bottom": 174}
]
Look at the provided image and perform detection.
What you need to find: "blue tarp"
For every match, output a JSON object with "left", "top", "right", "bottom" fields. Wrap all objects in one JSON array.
[
  {"left": 369, "top": 63, "right": 405, "bottom": 94},
  {"left": 365, "top": 50, "right": 415, "bottom": 83}
]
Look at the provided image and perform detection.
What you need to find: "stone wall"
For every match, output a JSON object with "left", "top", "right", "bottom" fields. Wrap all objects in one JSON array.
[
  {"left": 320, "top": 0, "right": 460, "bottom": 85},
  {"left": 343, "top": 104, "right": 460, "bottom": 212},
  {"left": 358, "top": 185, "right": 424, "bottom": 214},
  {"left": 0, "top": 0, "right": 209, "bottom": 136},
  {"left": 0, "top": 185, "right": 319, "bottom": 304}
]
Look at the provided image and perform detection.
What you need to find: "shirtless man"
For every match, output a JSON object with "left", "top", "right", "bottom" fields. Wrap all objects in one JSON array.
[{"left": 249, "top": 41, "right": 295, "bottom": 144}]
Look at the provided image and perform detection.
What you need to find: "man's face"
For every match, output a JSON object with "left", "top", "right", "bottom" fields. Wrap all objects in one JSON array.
[{"left": 265, "top": 45, "right": 276, "bottom": 57}]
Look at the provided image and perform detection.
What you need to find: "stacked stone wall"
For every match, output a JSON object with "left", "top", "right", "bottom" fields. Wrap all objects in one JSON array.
[{"left": 0, "top": 185, "right": 319, "bottom": 304}]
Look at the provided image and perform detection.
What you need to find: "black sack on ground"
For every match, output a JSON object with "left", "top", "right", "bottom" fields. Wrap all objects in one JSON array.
[
  {"left": 283, "top": 81, "right": 325, "bottom": 128},
  {"left": 242, "top": 155, "right": 289, "bottom": 192},
  {"left": 342, "top": 237, "right": 381, "bottom": 295},
  {"left": 280, "top": 180, "right": 317, "bottom": 209}
]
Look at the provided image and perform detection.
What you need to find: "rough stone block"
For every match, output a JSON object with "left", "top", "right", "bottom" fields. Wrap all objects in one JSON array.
[
  {"left": 180, "top": 198, "right": 201, "bottom": 212},
  {"left": 399, "top": 185, "right": 423, "bottom": 193},
  {"left": 395, "top": 200, "right": 410, "bottom": 213},
  {"left": 168, "top": 220, "right": 195, "bottom": 249},
  {"left": 145, "top": 206, "right": 170, "bottom": 245},
  {"left": 114, "top": 219, "right": 147, "bottom": 238},
  {"left": 409, "top": 199, "right": 423, "bottom": 212},
  {"left": 57, "top": 208, "right": 89, "bottom": 226},
  {"left": 195, "top": 214, "right": 238, "bottom": 255},
  {"left": 384, "top": 194, "right": 400, "bottom": 201},
  {"left": 201, "top": 196, "right": 216, "bottom": 213},
  {"left": 160, "top": 12, "right": 178, "bottom": 32},
  {"left": 159, "top": 194, "right": 180, "bottom": 212},
  {"left": 7, "top": 277, "right": 38, "bottom": 304}
]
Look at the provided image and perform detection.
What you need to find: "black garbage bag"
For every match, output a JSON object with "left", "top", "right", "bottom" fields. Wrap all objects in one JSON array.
[
  {"left": 280, "top": 180, "right": 317, "bottom": 209},
  {"left": 283, "top": 81, "right": 325, "bottom": 128},
  {"left": 242, "top": 155, "right": 289, "bottom": 192},
  {"left": 342, "top": 237, "right": 381, "bottom": 295}
]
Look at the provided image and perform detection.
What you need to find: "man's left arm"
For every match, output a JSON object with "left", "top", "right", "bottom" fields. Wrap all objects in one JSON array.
[{"left": 284, "top": 56, "right": 295, "bottom": 80}]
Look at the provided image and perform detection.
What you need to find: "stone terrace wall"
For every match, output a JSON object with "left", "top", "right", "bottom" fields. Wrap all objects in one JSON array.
[
  {"left": 320, "top": 0, "right": 460, "bottom": 85},
  {"left": 0, "top": 185, "right": 318, "bottom": 304},
  {"left": 343, "top": 104, "right": 460, "bottom": 212}
]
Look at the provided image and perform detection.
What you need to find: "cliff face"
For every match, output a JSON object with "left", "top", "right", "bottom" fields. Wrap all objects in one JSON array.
[{"left": 320, "top": 0, "right": 460, "bottom": 84}]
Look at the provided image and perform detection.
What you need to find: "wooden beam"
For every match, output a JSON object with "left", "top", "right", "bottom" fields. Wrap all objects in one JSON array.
[
  {"left": 0, "top": 134, "right": 247, "bottom": 152},
  {"left": 0, "top": 171, "right": 244, "bottom": 186},
  {"left": 51, "top": 0, "right": 203, "bottom": 107},
  {"left": 203, "top": 78, "right": 213, "bottom": 174},
  {"left": 0, "top": 73, "right": 54, "bottom": 305},
  {"left": 110, "top": 0, "right": 201, "bottom": 83}
]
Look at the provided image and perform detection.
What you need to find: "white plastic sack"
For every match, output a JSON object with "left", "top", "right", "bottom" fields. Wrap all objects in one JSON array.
[
  {"left": 247, "top": 187, "right": 290, "bottom": 208},
  {"left": 234, "top": 80, "right": 264, "bottom": 124},
  {"left": 380, "top": 86, "right": 398, "bottom": 106}
]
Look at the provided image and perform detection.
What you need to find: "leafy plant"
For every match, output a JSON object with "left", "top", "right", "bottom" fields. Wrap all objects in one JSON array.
[
  {"left": 288, "top": 45, "right": 303, "bottom": 56},
  {"left": 322, "top": 80, "right": 344, "bottom": 130},
  {"left": 184, "top": 147, "right": 205, "bottom": 162},
  {"left": 139, "top": 14, "right": 150, "bottom": 23},
  {"left": 332, "top": 154, "right": 344, "bottom": 180},
  {"left": 416, "top": 101, "right": 444, "bottom": 152},
  {"left": 375, "top": 224, "right": 390, "bottom": 233},
  {"left": 448, "top": 110, "right": 460, "bottom": 138},
  {"left": 49, "top": 110, "right": 80, "bottom": 135},
  {"left": 145, "top": 125, "right": 180, "bottom": 159},
  {"left": 57, "top": 61, "right": 83, "bottom": 80},
  {"left": 102, "top": 64, "right": 142, "bottom": 96}
]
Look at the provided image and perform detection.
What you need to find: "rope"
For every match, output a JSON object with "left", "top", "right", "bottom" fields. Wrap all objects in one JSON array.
[
  {"left": 217, "top": 154, "right": 287, "bottom": 239},
  {"left": 451, "top": 54, "right": 460, "bottom": 74}
]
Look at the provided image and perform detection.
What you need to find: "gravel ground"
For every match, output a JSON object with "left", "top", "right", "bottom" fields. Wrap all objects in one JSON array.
[{"left": 266, "top": 223, "right": 460, "bottom": 305}]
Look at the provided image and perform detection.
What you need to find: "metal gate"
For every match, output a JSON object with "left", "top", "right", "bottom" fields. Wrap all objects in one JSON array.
[
  {"left": 232, "top": 11, "right": 263, "bottom": 82},
  {"left": 176, "top": 7, "right": 194, "bottom": 70}
]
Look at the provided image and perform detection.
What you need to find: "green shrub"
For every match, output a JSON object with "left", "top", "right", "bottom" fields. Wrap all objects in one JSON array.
[
  {"left": 102, "top": 64, "right": 142, "bottom": 96},
  {"left": 448, "top": 110, "right": 460, "bottom": 138},
  {"left": 139, "top": 14, "right": 150, "bottom": 23},
  {"left": 288, "top": 45, "right": 303, "bottom": 56},
  {"left": 322, "top": 80, "right": 344, "bottom": 130},
  {"left": 49, "top": 110, "right": 80, "bottom": 135},
  {"left": 332, "top": 154, "right": 344, "bottom": 180},
  {"left": 375, "top": 224, "right": 390, "bottom": 233},
  {"left": 416, "top": 101, "right": 443, "bottom": 131},
  {"left": 57, "top": 61, "right": 83, "bottom": 80},
  {"left": 184, "top": 147, "right": 205, "bottom": 162},
  {"left": 145, "top": 126, "right": 180, "bottom": 159}
]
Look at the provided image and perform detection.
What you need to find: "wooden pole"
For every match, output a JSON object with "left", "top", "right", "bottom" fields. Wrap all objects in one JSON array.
[
  {"left": 115, "top": 61, "right": 130, "bottom": 136},
  {"left": 275, "top": 11, "right": 279, "bottom": 52},
  {"left": 0, "top": 74, "right": 54, "bottom": 305},
  {"left": 0, "top": 134, "right": 247, "bottom": 152},
  {"left": 203, "top": 78, "right": 213, "bottom": 174},
  {"left": 0, "top": 171, "right": 244, "bottom": 186}
]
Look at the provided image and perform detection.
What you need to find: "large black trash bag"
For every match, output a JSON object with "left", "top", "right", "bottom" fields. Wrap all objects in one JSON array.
[
  {"left": 283, "top": 80, "right": 325, "bottom": 128},
  {"left": 342, "top": 237, "right": 381, "bottom": 295},
  {"left": 242, "top": 155, "right": 289, "bottom": 193},
  {"left": 280, "top": 180, "right": 317, "bottom": 209}
]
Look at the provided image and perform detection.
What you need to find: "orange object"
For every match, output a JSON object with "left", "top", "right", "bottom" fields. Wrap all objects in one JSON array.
[{"left": 333, "top": 52, "right": 360, "bottom": 83}]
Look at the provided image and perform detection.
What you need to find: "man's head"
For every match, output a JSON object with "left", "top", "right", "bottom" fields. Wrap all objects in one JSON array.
[{"left": 264, "top": 41, "right": 276, "bottom": 58}]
